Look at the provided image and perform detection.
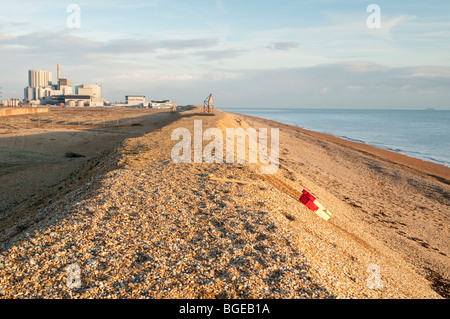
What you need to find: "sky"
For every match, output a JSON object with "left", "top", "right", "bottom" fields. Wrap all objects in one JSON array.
[{"left": 0, "top": 0, "right": 449, "bottom": 109}]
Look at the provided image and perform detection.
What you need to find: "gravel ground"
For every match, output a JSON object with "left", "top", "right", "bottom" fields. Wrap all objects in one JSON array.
[{"left": 0, "top": 108, "right": 442, "bottom": 299}]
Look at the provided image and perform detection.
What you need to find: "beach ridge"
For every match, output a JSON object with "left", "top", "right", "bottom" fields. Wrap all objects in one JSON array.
[{"left": 0, "top": 106, "right": 447, "bottom": 298}]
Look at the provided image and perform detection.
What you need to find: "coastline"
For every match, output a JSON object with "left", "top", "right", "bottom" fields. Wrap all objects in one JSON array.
[
  {"left": 224, "top": 110, "right": 450, "bottom": 184},
  {"left": 0, "top": 106, "right": 448, "bottom": 299},
  {"left": 222, "top": 108, "right": 449, "bottom": 297}
]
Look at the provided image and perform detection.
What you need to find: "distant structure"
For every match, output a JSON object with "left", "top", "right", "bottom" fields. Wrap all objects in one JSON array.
[
  {"left": 2, "top": 98, "right": 21, "bottom": 107},
  {"left": 203, "top": 93, "right": 214, "bottom": 113},
  {"left": 51, "top": 94, "right": 91, "bottom": 107},
  {"left": 113, "top": 96, "right": 177, "bottom": 109},
  {"left": 114, "top": 95, "right": 150, "bottom": 108},
  {"left": 151, "top": 100, "right": 177, "bottom": 109},
  {"left": 24, "top": 70, "right": 53, "bottom": 103},
  {"left": 75, "top": 84, "right": 104, "bottom": 106},
  {"left": 22, "top": 64, "right": 105, "bottom": 107},
  {"left": 126, "top": 95, "right": 146, "bottom": 106},
  {"left": 28, "top": 70, "right": 52, "bottom": 88}
]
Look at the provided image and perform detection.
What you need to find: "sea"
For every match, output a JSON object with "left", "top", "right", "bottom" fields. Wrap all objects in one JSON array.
[{"left": 220, "top": 108, "right": 450, "bottom": 168}]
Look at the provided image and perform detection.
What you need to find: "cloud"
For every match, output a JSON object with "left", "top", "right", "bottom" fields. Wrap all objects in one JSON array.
[
  {"left": 269, "top": 41, "right": 300, "bottom": 51},
  {"left": 0, "top": 30, "right": 220, "bottom": 56},
  {"left": 374, "top": 15, "right": 417, "bottom": 41},
  {"left": 159, "top": 38, "right": 220, "bottom": 50},
  {"left": 192, "top": 62, "right": 450, "bottom": 109},
  {"left": 156, "top": 53, "right": 187, "bottom": 60},
  {"left": 1, "top": 27, "right": 449, "bottom": 109},
  {"left": 194, "top": 49, "right": 246, "bottom": 61}
]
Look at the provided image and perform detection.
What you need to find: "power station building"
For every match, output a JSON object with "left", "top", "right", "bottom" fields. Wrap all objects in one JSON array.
[
  {"left": 24, "top": 70, "right": 53, "bottom": 103},
  {"left": 23, "top": 64, "right": 104, "bottom": 107},
  {"left": 75, "top": 84, "right": 104, "bottom": 106},
  {"left": 113, "top": 95, "right": 150, "bottom": 107},
  {"left": 28, "top": 70, "right": 52, "bottom": 88}
]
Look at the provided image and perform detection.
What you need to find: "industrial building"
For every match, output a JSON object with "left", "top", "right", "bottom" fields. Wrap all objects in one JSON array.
[
  {"left": 151, "top": 100, "right": 177, "bottom": 109},
  {"left": 2, "top": 98, "right": 21, "bottom": 107},
  {"left": 22, "top": 64, "right": 105, "bottom": 107},
  {"left": 50, "top": 95, "right": 91, "bottom": 107},
  {"left": 24, "top": 70, "right": 53, "bottom": 102},
  {"left": 126, "top": 95, "right": 146, "bottom": 105},
  {"left": 75, "top": 84, "right": 104, "bottom": 106},
  {"left": 112, "top": 96, "right": 176, "bottom": 109},
  {"left": 28, "top": 70, "right": 52, "bottom": 88},
  {"left": 114, "top": 95, "right": 150, "bottom": 107}
]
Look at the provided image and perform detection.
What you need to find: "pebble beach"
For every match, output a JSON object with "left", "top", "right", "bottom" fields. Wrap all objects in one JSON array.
[{"left": 0, "top": 106, "right": 448, "bottom": 299}]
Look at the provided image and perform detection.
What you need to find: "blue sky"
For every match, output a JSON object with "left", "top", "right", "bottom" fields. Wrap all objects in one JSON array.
[{"left": 1, "top": 0, "right": 449, "bottom": 108}]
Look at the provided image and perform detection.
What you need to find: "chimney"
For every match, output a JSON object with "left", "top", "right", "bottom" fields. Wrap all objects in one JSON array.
[{"left": 57, "top": 64, "right": 61, "bottom": 80}]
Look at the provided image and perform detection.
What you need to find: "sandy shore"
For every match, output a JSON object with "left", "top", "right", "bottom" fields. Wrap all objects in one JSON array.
[
  {"left": 226, "top": 110, "right": 450, "bottom": 298},
  {"left": 0, "top": 106, "right": 448, "bottom": 299}
]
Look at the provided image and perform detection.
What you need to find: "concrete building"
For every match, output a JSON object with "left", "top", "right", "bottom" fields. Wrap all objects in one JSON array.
[
  {"left": 58, "top": 78, "right": 73, "bottom": 95},
  {"left": 50, "top": 94, "right": 91, "bottom": 107},
  {"left": 151, "top": 100, "right": 176, "bottom": 109},
  {"left": 75, "top": 84, "right": 101, "bottom": 98},
  {"left": 126, "top": 95, "right": 146, "bottom": 105},
  {"left": 113, "top": 95, "right": 150, "bottom": 107},
  {"left": 75, "top": 84, "right": 103, "bottom": 106},
  {"left": 22, "top": 64, "right": 107, "bottom": 107},
  {"left": 23, "top": 65, "right": 77, "bottom": 105},
  {"left": 3, "top": 98, "right": 21, "bottom": 107},
  {"left": 24, "top": 69, "right": 53, "bottom": 102},
  {"left": 28, "top": 70, "right": 52, "bottom": 88}
]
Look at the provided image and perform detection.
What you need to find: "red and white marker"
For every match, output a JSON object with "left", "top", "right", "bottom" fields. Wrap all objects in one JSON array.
[{"left": 299, "top": 189, "right": 333, "bottom": 221}]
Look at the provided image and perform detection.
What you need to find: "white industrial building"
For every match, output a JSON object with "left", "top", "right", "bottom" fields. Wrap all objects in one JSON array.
[
  {"left": 24, "top": 70, "right": 53, "bottom": 103},
  {"left": 28, "top": 70, "right": 52, "bottom": 88},
  {"left": 2, "top": 98, "right": 21, "bottom": 107},
  {"left": 75, "top": 84, "right": 104, "bottom": 106},
  {"left": 126, "top": 95, "right": 146, "bottom": 105},
  {"left": 23, "top": 64, "right": 105, "bottom": 107},
  {"left": 114, "top": 95, "right": 150, "bottom": 107},
  {"left": 151, "top": 100, "right": 176, "bottom": 109}
]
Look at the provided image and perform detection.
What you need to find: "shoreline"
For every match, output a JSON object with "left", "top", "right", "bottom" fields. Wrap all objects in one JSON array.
[
  {"left": 223, "top": 108, "right": 450, "bottom": 171},
  {"left": 221, "top": 109, "right": 449, "bottom": 297},
  {"left": 223, "top": 109, "right": 450, "bottom": 185},
  {"left": 0, "top": 106, "right": 448, "bottom": 299}
]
